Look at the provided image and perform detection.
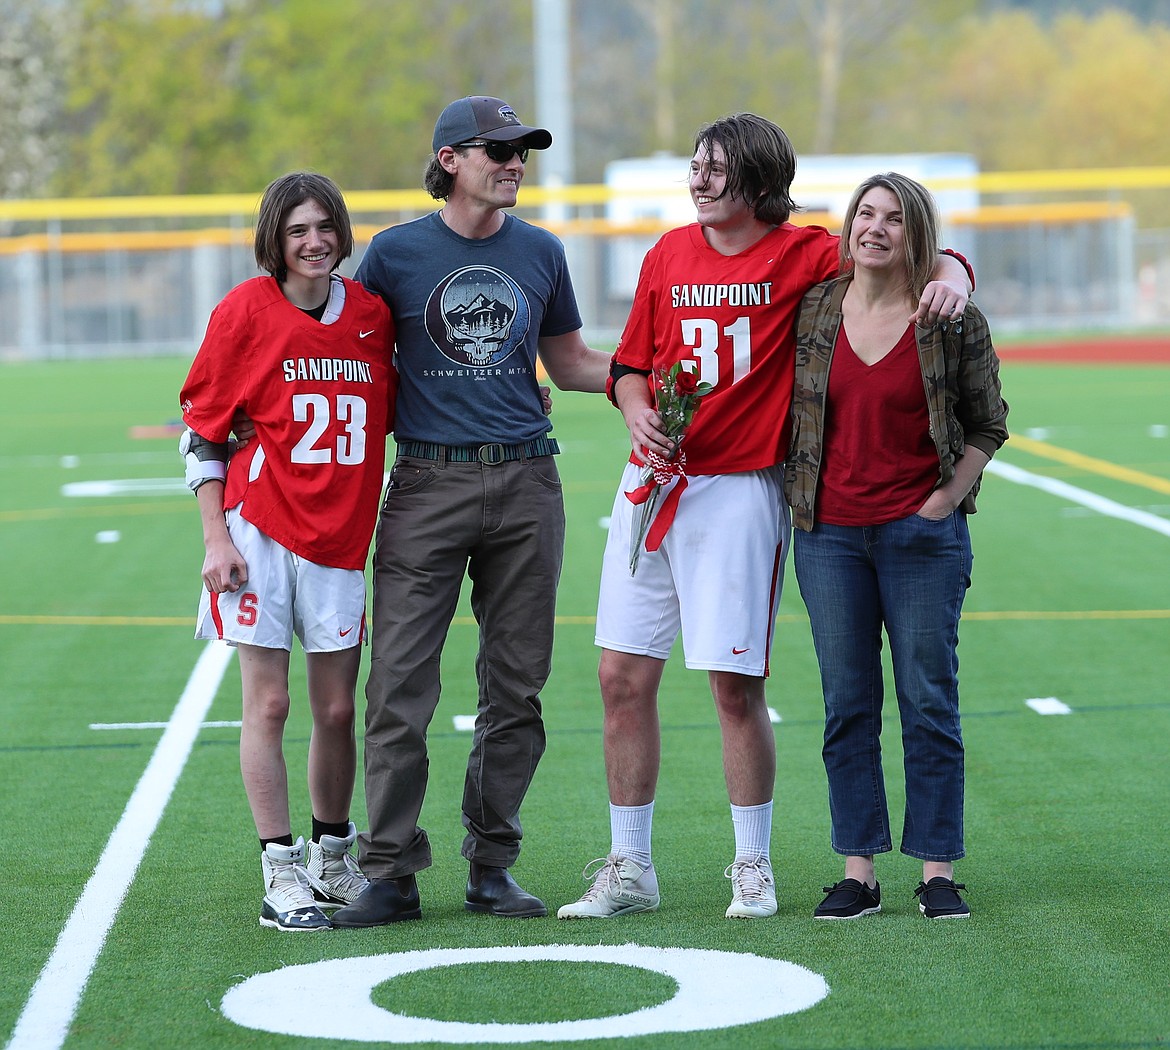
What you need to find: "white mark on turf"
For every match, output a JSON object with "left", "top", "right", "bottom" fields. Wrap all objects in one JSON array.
[
  {"left": 95, "top": 530, "right": 121, "bottom": 544},
  {"left": 1026, "top": 697, "right": 1072, "bottom": 715},
  {"left": 452, "top": 715, "right": 476, "bottom": 732},
  {"left": 221, "top": 945, "right": 829, "bottom": 1043},
  {"left": 768, "top": 707, "right": 782, "bottom": 723},
  {"left": 985, "top": 460, "right": 1170, "bottom": 537},
  {"left": 61, "top": 478, "right": 187, "bottom": 497},
  {"left": 9, "top": 641, "right": 235, "bottom": 1050},
  {"left": 89, "top": 720, "right": 242, "bottom": 730},
  {"left": 1150, "top": 424, "right": 1168, "bottom": 438}
]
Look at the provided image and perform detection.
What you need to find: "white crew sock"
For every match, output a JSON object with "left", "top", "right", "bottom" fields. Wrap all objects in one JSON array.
[
  {"left": 730, "top": 800, "right": 773, "bottom": 862},
  {"left": 609, "top": 801, "right": 654, "bottom": 868}
]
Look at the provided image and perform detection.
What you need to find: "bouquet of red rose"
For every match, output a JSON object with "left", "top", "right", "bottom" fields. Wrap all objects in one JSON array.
[{"left": 625, "top": 361, "right": 713, "bottom": 574}]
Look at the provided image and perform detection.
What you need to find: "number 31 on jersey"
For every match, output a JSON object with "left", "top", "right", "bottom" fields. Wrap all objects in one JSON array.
[{"left": 679, "top": 316, "right": 752, "bottom": 388}]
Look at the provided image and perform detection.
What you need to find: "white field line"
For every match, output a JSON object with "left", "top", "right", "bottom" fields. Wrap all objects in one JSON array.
[
  {"left": 986, "top": 459, "right": 1170, "bottom": 537},
  {"left": 90, "top": 720, "right": 242, "bottom": 730},
  {"left": 7, "top": 641, "right": 235, "bottom": 1050},
  {"left": 61, "top": 478, "right": 188, "bottom": 497}
]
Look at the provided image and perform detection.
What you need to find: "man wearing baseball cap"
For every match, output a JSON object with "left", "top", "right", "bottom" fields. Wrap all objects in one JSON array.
[
  {"left": 431, "top": 95, "right": 553, "bottom": 153},
  {"left": 332, "top": 96, "right": 610, "bottom": 928}
]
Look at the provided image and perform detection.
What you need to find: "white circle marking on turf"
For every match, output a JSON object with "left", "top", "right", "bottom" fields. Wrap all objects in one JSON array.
[{"left": 220, "top": 944, "right": 829, "bottom": 1044}]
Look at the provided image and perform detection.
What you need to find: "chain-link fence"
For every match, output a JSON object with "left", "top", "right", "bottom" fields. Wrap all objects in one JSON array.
[{"left": 0, "top": 172, "right": 1162, "bottom": 360}]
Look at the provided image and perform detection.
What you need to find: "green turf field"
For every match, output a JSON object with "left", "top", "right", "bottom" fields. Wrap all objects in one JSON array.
[{"left": 2, "top": 355, "right": 1168, "bottom": 1049}]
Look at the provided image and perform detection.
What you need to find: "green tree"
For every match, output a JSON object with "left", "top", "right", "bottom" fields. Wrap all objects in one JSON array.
[
  {"left": 1041, "top": 10, "right": 1170, "bottom": 167},
  {"left": 793, "top": 0, "right": 980, "bottom": 154},
  {"left": 236, "top": 0, "right": 533, "bottom": 191},
  {"left": 53, "top": 0, "right": 535, "bottom": 196},
  {"left": 37, "top": 0, "right": 1170, "bottom": 199},
  {"left": 899, "top": 8, "right": 1059, "bottom": 169},
  {"left": 0, "top": 2, "right": 65, "bottom": 198},
  {"left": 56, "top": 0, "right": 260, "bottom": 195},
  {"left": 929, "top": 9, "right": 1170, "bottom": 171},
  {"left": 574, "top": 0, "right": 980, "bottom": 176}
]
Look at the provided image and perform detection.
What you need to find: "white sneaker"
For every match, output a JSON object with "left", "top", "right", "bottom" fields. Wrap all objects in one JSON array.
[
  {"left": 557, "top": 854, "right": 660, "bottom": 919},
  {"left": 306, "top": 822, "right": 369, "bottom": 907},
  {"left": 724, "top": 856, "right": 777, "bottom": 918},
  {"left": 259, "top": 838, "right": 331, "bottom": 931}
]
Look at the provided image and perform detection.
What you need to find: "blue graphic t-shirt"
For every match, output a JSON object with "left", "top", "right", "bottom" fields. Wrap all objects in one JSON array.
[{"left": 355, "top": 212, "right": 582, "bottom": 446}]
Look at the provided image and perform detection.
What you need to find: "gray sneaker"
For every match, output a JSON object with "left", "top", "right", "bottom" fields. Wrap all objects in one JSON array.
[
  {"left": 724, "top": 856, "right": 777, "bottom": 918},
  {"left": 556, "top": 854, "right": 660, "bottom": 919},
  {"left": 306, "top": 822, "right": 369, "bottom": 907},
  {"left": 260, "top": 838, "right": 331, "bottom": 931}
]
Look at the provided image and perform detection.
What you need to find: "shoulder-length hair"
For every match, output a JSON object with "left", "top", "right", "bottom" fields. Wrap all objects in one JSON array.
[
  {"left": 693, "top": 113, "right": 800, "bottom": 226},
  {"left": 839, "top": 172, "right": 940, "bottom": 299},
  {"left": 253, "top": 172, "right": 354, "bottom": 281}
]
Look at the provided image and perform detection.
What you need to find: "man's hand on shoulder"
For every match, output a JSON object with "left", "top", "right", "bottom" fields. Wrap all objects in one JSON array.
[{"left": 231, "top": 409, "right": 256, "bottom": 449}]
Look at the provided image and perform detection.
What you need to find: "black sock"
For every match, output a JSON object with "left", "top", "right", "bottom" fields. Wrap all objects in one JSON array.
[
  {"left": 311, "top": 817, "right": 351, "bottom": 843},
  {"left": 260, "top": 833, "right": 294, "bottom": 852}
]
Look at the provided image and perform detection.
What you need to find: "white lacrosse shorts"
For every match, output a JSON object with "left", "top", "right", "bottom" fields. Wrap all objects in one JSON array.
[
  {"left": 595, "top": 463, "right": 789, "bottom": 676},
  {"left": 195, "top": 507, "right": 367, "bottom": 653}
]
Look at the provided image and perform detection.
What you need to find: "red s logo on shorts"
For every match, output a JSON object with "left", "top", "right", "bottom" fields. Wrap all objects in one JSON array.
[{"left": 237, "top": 593, "right": 259, "bottom": 627}]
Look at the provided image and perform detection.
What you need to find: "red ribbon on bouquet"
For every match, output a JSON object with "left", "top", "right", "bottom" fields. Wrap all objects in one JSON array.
[{"left": 625, "top": 449, "right": 688, "bottom": 552}]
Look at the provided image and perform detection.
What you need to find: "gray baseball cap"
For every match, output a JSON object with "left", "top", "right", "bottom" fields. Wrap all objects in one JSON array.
[{"left": 432, "top": 96, "right": 552, "bottom": 153}]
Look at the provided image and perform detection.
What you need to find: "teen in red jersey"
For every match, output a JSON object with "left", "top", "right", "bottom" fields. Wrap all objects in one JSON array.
[
  {"left": 559, "top": 115, "right": 973, "bottom": 923},
  {"left": 179, "top": 172, "right": 397, "bottom": 931}
]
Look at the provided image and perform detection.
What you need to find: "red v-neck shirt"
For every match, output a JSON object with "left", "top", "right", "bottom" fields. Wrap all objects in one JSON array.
[{"left": 816, "top": 322, "right": 938, "bottom": 526}]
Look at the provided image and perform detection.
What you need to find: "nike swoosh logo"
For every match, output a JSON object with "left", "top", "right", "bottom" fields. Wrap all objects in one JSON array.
[
  {"left": 732, "top": 647, "right": 750, "bottom": 655},
  {"left": 339, "top": 626, "right": 354, "bottom": 638},
  {"left": 359, "top": 329, "right": 375, "bottom": 338}
]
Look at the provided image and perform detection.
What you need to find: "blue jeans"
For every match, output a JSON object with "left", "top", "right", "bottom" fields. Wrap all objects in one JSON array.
[{"left": 793, "top": 511, "right": 971, "bottom": 862}]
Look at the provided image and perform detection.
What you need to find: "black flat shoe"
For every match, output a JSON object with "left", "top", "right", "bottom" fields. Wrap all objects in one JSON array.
[
  {"left": 465, "top": 865, "right": 547, "bottom": 917},
  {"left": 331, "top": 876, "right": 422, "bottom": 927},
  {"left": 914, "top": 877, "right": 970, "bottom": 919}
]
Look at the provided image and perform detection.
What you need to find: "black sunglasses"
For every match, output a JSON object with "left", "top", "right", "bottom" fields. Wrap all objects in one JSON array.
[{"left": 458, "top": 140, "right": 530, "bottom": 164}]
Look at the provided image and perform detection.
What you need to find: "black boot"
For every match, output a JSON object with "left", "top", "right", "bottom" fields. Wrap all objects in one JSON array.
[
  {"left": 332, "top": 875, "right": 422, "bottom": 927},
  {"left": 465, "top": 864, "right": 547, "bottom": 917}
]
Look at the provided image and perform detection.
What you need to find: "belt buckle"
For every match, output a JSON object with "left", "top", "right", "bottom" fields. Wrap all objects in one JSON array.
[{"left": 478, "top": 442, "right": 506, "bottom": 465}]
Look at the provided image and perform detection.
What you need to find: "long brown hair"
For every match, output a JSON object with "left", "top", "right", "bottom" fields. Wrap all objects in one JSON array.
[{"left": 839, "top": 172, "right": 940, "bottom": 299}]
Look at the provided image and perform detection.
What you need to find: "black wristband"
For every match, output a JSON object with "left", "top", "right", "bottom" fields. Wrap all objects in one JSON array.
[{"left": 607, "top": 361, "right": 650, "bottom": 407}]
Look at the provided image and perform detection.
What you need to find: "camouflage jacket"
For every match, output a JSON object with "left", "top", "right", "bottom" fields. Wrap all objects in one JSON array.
[{"left": 784, "top": 276, "right": 1009, "bottom": 532}]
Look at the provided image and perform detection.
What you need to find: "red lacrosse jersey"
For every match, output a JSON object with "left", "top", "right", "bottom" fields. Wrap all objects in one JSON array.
[
  {"left": 180, "top": 276, "right": 397, "bottom": 570},
  {"left": 614, "top": 222, "right": 839, "bottom": 474}
]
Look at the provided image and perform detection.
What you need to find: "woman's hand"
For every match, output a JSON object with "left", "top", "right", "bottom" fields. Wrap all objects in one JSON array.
[{"left": 915, "top": 489, "right": 957, "bottom": 521}]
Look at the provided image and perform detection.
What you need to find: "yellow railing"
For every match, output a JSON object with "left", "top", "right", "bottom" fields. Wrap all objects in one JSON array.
[{"left": 1, "top": 165, "right": 1164, "bottom": 225}]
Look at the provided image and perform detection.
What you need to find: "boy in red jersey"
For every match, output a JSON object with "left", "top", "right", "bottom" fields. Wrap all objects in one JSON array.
[
  {"left": 179, "top": 172, "right": 397, "bottom": 931},
  {"left": 558, "top": 115, "right": 972, "bottom": 921}
]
